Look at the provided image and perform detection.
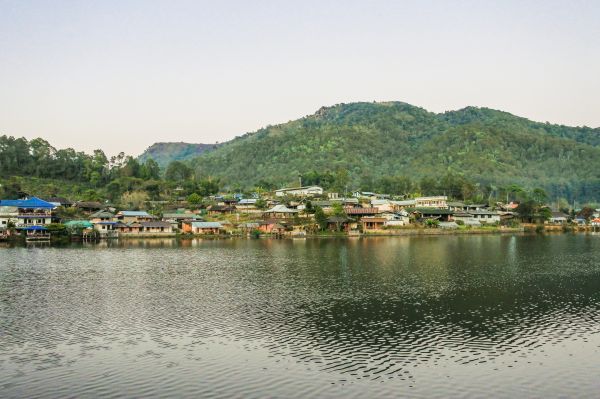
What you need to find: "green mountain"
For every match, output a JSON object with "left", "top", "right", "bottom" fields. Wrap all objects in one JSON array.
[
  {"left": 186, "top": 101, "right": 600, "bottom": 201},
  {"left": 138, "top": 142, "right": 219, "bottom": 168}
]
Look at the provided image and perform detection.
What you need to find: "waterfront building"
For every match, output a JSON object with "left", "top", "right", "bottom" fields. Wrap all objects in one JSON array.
[
  {"left": 0, "top": 196, "right": 55, "bottom": 229},
  {"left": 183, "top": 221, "right": 224, "bottom": 234}
]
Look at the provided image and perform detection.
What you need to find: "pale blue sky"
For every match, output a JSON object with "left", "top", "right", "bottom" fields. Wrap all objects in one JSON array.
[{"left": 1, "top": 0, "right": 599, "bottom": 156}]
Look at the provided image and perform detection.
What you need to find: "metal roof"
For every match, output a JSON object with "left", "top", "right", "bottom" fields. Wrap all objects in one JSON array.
[
  {"left": 264, "top": 205, "right": 298, "bottom": 213},
  {"left": 238, "top": 199, "right": 257, "bottom": 205},
  {"left": 0, "top": 196, "right": 55, "bottom": 209},
  {"left": 191, "top": 222, "right": 223, "bottom": 228},
  {"left": 64, "top": 220, "right": 94, "bottom": 228},
  {"left": 162, "top": 213, "right": 202, "bottom": 219},
  {"left": 344, "top": 207, "right": 379, "bottom": 215},
  {"left": 118, "top": 210, "right": 152, "bottom": 216},
  {"left": 90, "top": 210, "right": 114, "bottom": 218}
]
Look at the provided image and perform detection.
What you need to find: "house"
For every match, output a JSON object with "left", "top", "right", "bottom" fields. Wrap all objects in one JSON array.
[
  {"left": 591, "top": 218, "right": 600, "bottom": 227},
  {"left": 89, "top": 210, "right": 115, "bottom": 223},
  {"left": 162, "top": 212, "right": 203, "bottom": 229},
  {"left": 275, "top": 186, "right": 323, "bottom": 197},
  {"left": 116, "top": 222, "right": 143, "bottom": 234},
  {"left": 382, "top": 212, "right": 410, "bottom": 227},
  {"left": 217, "top": 198, "right": 238, "bottom": 206},
  {"left": 344, "top": 207, "right": 379, "bottom": 217},
  {"left": 116, "top": 210, "right": 156, "bottom": 223},
  {"left": 447, "top": 202, "right": 466, "bottom": 211},
  {"left": 0, "top": 196, "right": 55, "bottom": 230},
  {"left": 361, "top": 217, "right": 387, "bottom": 231},
  {"left": 448, "top": 202, "right": 487, "bottom": 212},
  {"left": 238, "top": 222, "right": 260, "bottom": 233},
  {"left": 93, "top": 221, "right": 119, "bottom": 238},
  {"left": 74, "top": 201, "right": 104, "bottom": 212},
  {"left": 415, "top": 196, "right": 448, "bottom": 208},
  {"left": 336, "top": 197, "right": 360, "bottom": 207},
  {"left": 236, "top": 199, "right": 261, "bottom": 213},
  {"left": 548, "top": 211, "right": 569, "bottom": 224},
  {"left": 258, "top": 220, "right": 287, "bottom": 234},
  {"left": 263, "top": 204, "right": 299, "bottom": 219},
  {"left": 184, "top": 221, "right": 224, "bottom": 235},
  {"left": 451, "top": 212, "right": 474, "bottom": 224},
  {"left": 206, "top": 205, "right": 235, "bottom": 215},
  {"left": 410, "top": 208, "right": 453, "bottom": 222},
  {"left": 391, "top": 199, "right": 416, "bottom": 209},
  {"left": 371, "top": 199, "right": 395, "bottom": 213},
  {"left": 326, "top": 216, "right": 354, "bottom": 232},
  {"left": 46, "top": 197, "right": 74, "bottom": 208},
  {"left": 140, "top": 221, "right": 173, "bottom": 234},
  {"left": 469, "top": 210, "right": 501, "bottom": 224}
]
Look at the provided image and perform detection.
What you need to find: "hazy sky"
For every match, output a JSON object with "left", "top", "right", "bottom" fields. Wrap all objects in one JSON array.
[{"left": 1, "top": 0, "right": 599, "bottom": 156}]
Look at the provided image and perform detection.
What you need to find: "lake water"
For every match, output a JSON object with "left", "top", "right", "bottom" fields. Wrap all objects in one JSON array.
[{"left": 1, "top": 234, "right": 600, "bottom": 398}]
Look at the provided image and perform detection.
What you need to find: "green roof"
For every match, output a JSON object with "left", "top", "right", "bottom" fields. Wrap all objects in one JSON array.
[{"left": 64, "top": 220, "right": 93, "bottom": 228}]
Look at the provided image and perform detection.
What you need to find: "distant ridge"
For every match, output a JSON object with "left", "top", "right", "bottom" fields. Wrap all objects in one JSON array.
[{"left": 180, "top": 101, "right": 600, "bottom": 200}]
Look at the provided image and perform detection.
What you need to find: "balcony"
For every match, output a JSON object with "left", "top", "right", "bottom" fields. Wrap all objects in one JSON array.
[{"left": 17, "top": 212, "right": 52, "bottom": 218}]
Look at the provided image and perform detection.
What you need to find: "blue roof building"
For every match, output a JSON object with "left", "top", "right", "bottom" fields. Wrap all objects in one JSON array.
[{"left": 0, "top": 196, "right": 55, "bottom": 209}]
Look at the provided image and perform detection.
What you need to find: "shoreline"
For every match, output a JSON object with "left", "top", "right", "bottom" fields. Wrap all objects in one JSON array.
[{"left": 4, "top": 226, "right": 599, "bottom": 245}]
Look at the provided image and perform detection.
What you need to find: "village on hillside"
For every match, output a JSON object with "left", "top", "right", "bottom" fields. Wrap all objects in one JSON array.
[{"left": 1, "top": 185, "right": 600, "bottom": 242}]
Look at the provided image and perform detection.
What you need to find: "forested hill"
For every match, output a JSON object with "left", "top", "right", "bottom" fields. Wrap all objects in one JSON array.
[
  {"left": 187, "top": 101, "right": 600, "bottom": 201},
  {"left": 138, "top": 142, "right": 219, "bottom": 168}
]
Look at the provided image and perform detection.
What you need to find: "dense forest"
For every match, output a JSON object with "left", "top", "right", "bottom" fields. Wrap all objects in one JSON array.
[
  {"left": 177, "top": 102, "right": 600, "bottom": 202},
  {"left": 138, "top": 142, "right": 219, "bottom": 168},
  {"left": 0, "top": 136, "right": 219, "bottom": 207}
]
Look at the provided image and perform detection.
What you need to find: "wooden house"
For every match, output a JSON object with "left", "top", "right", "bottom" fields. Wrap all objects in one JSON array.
[
  {"left": 184, "top": 221, "right": 224, "bottom": 234},
  {"left": 140, "top": 221, "right": 173, "bottom": 234},
  {"left": 262, "top": 204, "right": 298, "bottom": 219},
  {"left": 207, "top": 205, "right": 235, "bottom": 215},
  {"left": 258, "top": 220, "right": 287, "bottom": 234},
  {"left": 116, "top": 210, "right": 156, "bottom": 223},
  {"left": 89, "top": 210, "right": 115, "bottom": 223},
  {"left": 360, "top": 217, "right": 387, "bottom": 231}
]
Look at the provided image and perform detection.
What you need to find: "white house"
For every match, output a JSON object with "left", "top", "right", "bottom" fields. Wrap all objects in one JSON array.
[
  {"left": 470, "top": 210, "right": 501, "bottom": 224},
  {"left": 415, "top": 196, "right": 448, "bottom": 208},
  {"left": 382, "top": 211, "right": 410, "bottom": 227},
  {"left": 548, "top": 212, "right": 569, "bottom": 224},
  {"left": 275, "top": 186, "right": 323, "bottom": 197},
  {"left": 0, "top": 197, "right": 55, "bottom": 229}
]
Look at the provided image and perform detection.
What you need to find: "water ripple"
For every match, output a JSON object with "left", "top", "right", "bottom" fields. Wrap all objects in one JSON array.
[{"left": 1, "top": 235, "right": 600, "bottom": 398}]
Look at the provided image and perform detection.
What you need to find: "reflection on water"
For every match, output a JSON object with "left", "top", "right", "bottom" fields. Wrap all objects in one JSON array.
[{"left": 1, "top": 235, "right": 600, "bottom": 398}]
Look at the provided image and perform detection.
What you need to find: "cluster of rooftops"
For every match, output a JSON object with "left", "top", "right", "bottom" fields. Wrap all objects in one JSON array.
[{"left": 2, "top": 188, "right": 599, "bottom": 239}]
